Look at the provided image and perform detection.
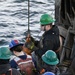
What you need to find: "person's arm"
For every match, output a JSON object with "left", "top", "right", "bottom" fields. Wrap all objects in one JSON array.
[
  {"left": 55, "top": 35, "right": 63, "bottom": 53},
  {"left": 35, "top": 37, "right": 54, "bottom": 58}
]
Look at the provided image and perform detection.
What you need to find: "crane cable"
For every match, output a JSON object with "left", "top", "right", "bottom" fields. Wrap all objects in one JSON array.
[
  {"left": 26, "top": 0, "right": 31, "bottom": 42},
  {"left": 28, "top": 0, "right": 30, "bottom": 33}
]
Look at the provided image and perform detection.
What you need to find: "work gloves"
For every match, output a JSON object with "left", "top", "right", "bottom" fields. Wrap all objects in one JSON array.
[{"left": 24, "top": 41, "right": 38, "bottom": 51}]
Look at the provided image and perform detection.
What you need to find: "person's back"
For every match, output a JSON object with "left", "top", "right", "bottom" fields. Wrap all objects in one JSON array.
[
  {"left": 10, "top": 52, "right": 36, "bottom": 75},
  {"left": 9, "top": 40, "right": 36, "bottom": 75},
  {"left": 0, "top": 47, "right": 21, "bottom": 75},
  {"left": 9, "top": 40, "right": 26, "bottom": 69}
]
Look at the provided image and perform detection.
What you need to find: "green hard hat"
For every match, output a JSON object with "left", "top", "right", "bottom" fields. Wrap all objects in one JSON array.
[
  {"left": 40, "top": 14, "right": 55, "bottom": 25},
  {"left": 0, "top": 47, "right": 11, "bottom": 59},
  {"left": 42, "top": 50, "right": 59, "bottom": 65}
]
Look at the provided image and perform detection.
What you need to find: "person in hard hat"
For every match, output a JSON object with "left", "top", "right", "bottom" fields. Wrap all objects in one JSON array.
[
  {"left": 42, "top": 72, "right": 55, "bottom": 75},
  {"left": 9, "top": 40, "right": 36, "bottom": 75},
  {"left": 40, "top": 50, "right": 60, "bottom": 75},
  {"left": 34, "top": 13, "right": 60, "bottom": 58},
  {"left": 9, "top": 39, "right": 26, "bottom": 69},
  {"left": 9, "top": 40, "right": 24, "bottom": 61},
  {"left": 25, "top": 13, "right": 60, "bottom": 58},
  {"left": 9, "top": 40, "right": 32, "bottom": 68},
  {"left": 0, "top": 47, "right": 21, "bottom": 75}
]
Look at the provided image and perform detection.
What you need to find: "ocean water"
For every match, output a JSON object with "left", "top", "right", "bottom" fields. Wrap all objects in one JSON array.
[{"left": 0, "top": 0, "right": 55, "bottom": 46}]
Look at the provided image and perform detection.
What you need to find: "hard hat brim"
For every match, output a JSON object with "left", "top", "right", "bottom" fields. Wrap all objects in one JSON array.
[{"left": 0, "top": 55, "right": 11, "bottom": 59}]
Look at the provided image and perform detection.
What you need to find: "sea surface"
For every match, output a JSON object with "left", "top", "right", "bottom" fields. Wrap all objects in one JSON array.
[{"left": 0, "top": 0, "right": 55, "bottom": 46}]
